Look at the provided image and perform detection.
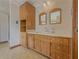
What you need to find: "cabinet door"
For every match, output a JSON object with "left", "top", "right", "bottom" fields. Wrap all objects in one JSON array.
[
  {"left": 20, "top": 4, "right": 26, "bottom": 20},
  {"left": 51, "top": 37, "right": 71, "bottom": 59},
  {"left": 62, "top": 39, "right": 71, "bottom": 59},
  {"left": 51, "top": 38, "right": 56, "bottom": 59},
  {"left": 26, "top": 2, "right": 35, "bottom": 29},
  {"left": 55, "top": 38, "right": 63, "bottom": 54},
  {"left": 20, "top": 32, "right": 27, "bottom": 48},
  {"left": 20, "top": 2, "right": 35, "bottom": 29},
  {"left": 34, "top": 35, "right": 41, "bottom": 52},
  {"left": 28, "top": 34, "right": 34, "bottom": 49},
  {"left": 40, "top": 36, "right": 51, "bottom": 57}
]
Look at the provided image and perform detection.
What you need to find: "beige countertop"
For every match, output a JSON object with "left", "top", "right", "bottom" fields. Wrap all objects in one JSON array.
[{"left": 27, "top": 30, "right": 72, "bottom": 38}]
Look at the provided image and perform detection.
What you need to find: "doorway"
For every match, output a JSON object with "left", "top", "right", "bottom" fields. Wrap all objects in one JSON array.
[{"left": 0, "top": 12, "right": 9, "bottom": 43}]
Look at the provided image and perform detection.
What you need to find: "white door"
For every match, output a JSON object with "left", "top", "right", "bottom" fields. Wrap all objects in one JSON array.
[{"left": 0, "top": 13, "right": 9, "bottom": 42}]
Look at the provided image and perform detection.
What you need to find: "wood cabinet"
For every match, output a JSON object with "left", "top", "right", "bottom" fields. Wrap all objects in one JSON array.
[
  {"left": 27, "top": 34, "right": 71, "bottom": 59},
  {"left": 34, "top": 35, "right": 41, "bottom": 52},
  {"left": 20, "top": 20, "right": 26, "bottom": 32},
  {"left": 20, "top": 32, "right": 27, "bottom": 48},
  {"left": 20, "top": 2, "right": 35, "bottom": 29},
  {"left": 40, "top": 36, "right": 51, "bottom": 57},
  {"left": 26, "top": 2, "right": 35, "bottom": 29},
  {"left": 34, "top": 35, "right": 51, "bottom": 57},
  {"left": 51, "top": 37, "right": 71, "bottom": 59},
  {"left": 20, "top": 4, "right": 26, "bottom": 20},
  {"left": 20, "top": 2, "right": 35, "bottom": 48},
  {"left": 28, "top": 34, "right": 34, "bottom": 49}
]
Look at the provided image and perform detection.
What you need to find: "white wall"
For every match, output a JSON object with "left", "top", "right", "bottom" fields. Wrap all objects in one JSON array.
[
  {"left": 0, "top": 12, "right": 9, "bottom": 42},
  {"left": 0, "top": 0, "right": 9, "bottom": 14},
  {"left": 0, "top": 0, "right": 9, "bottom": 42},
  {"left": 35, "top": 0, "right": 72, "bottom": 37},
  {"left": 0, "top": 8, "right": 9, "bottom": 14},
  {"left": 10, "top": 1, "right": 20, "bottom": 47},
  {"left": 0, "top": 0, "right": 20, "bottom": 47}
]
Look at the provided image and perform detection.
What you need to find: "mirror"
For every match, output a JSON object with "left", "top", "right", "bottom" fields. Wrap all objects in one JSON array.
[
  {"left": 39, "top": 13, "right": 47, "bottom": 25},
  {"left": 49, "top": 8, "right": 61, "bottom": 24}
]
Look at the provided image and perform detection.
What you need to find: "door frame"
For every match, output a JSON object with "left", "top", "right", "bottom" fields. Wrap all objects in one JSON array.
[{"left": 72, "top": 0, "right": 78, "bottom": 59}]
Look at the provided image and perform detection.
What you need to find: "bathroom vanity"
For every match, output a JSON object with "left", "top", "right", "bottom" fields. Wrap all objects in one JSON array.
[{"left": 27, "top": 31, "right": 72, "bottom": 59}]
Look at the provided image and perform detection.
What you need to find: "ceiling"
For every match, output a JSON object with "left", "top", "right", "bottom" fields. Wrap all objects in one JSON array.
[
  {"left": 18, "top": 0, "right": 45, "bottom": 7},
  {"left": 0, "top": 0, "right": 42, "bottom": 13},
  {"left": 0, "top": 0, "right": 50, "bottom": 11}
]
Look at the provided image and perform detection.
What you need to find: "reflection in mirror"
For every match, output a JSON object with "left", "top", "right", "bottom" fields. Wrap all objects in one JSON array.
[
  {"left": 39, "top": 13, "right": 47, "bottom": 25},
  {"left": 49, "top": 8, "right": 61, "bottom": 24}
]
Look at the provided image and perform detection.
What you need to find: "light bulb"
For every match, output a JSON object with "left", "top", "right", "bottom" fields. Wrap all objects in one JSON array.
[
  {"left": 47, "top": 1, "right": 50, "bottom": 5},
  {"left": 43, "top": 3, "right": 47, "bottom": 7}
]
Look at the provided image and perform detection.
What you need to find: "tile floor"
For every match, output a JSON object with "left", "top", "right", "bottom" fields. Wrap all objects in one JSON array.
[{"left": 0, "top": 43, "right": 48, "bottom": 59}]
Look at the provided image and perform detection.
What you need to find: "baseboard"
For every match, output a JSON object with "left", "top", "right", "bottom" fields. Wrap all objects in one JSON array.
[
  {"left": 0, "top": 41, "right": 8, "bottom": 44},
  {"left": 10, "top": 44, "right": 21, "bottom": 49}
]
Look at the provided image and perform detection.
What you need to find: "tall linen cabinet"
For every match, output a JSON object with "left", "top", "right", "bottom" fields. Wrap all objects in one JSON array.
[{"left": 19, "top": 2, "right": 35, "bottom": 47}]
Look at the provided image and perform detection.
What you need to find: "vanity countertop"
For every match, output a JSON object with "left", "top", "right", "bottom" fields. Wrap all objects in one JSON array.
[{"left": 27, "top": 30, "right": 72, "bottom": 39}]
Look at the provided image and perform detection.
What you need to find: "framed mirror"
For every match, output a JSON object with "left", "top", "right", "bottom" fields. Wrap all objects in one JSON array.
[
  {"left": 39, "top": 13, "right": 47, "bottom": 25},
  {"left": 49, "top": 8, "right": 61, "bottom": 24}
]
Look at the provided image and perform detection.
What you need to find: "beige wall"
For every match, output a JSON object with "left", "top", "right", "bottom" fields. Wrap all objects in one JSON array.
[{"left": 35, "top": 0, "right": 72, "bottom": 37}]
